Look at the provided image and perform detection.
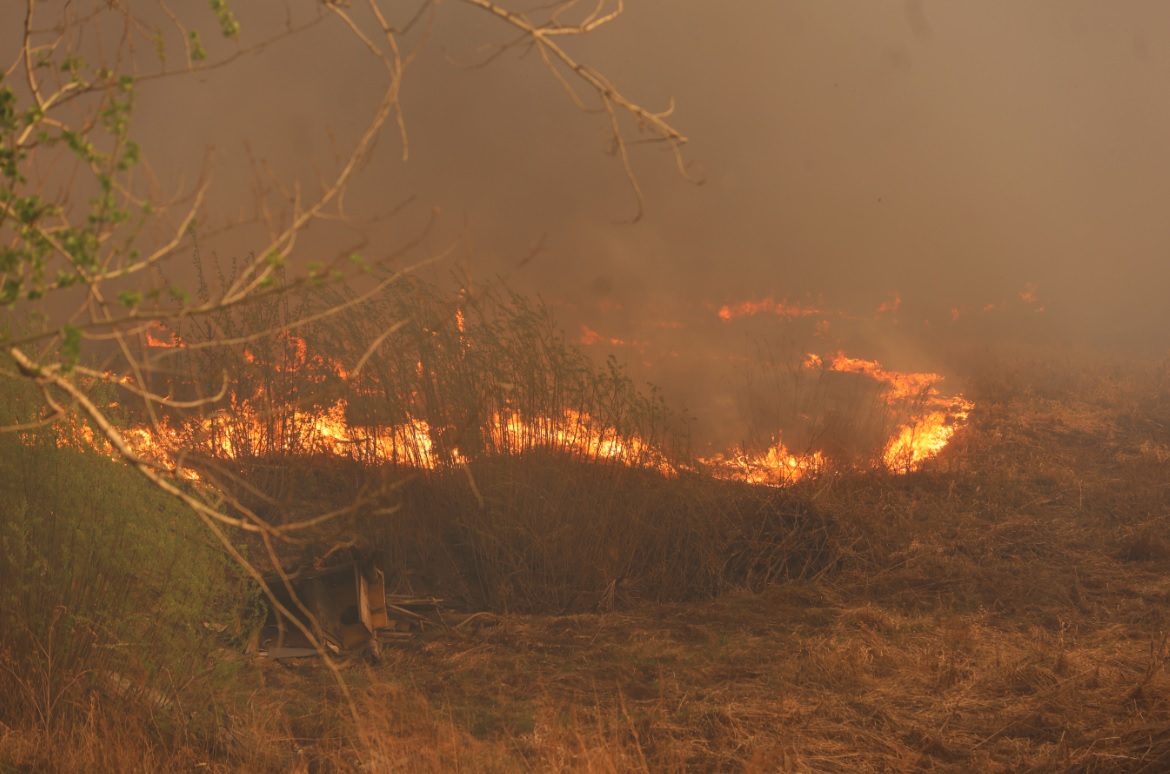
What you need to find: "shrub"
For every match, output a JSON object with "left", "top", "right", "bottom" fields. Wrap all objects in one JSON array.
[{"left": 0, "top": 378, "right": 255, "bottom": 742}]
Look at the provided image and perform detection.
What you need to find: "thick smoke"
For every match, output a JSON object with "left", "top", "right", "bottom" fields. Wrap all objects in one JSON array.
[{"left": 4, "top": 0, "right": 1168, "bottom": 450}]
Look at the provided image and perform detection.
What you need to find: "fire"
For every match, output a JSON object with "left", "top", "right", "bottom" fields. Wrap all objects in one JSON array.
[
  {"left": 45, "top": 411, "right": 202, "bottom": 481},
  {"left": 701, "top": 440, "right": 825, "bottom": 487},
  {"left": 882, "top": 397, "right": 972, "bottom": 473},
  {"left": 579, "top": 324, "right": 627, "bottom": 347},
  {"left": 486, "top": 409, "right": 674, "bottom": 472},
  {"left": 811, "top": 351, "right": 943, "bottom": 401},
  {"left": 695, "top": 350, "right": 972, "bottom": 479},
  {"left": 47, "top": 312, "right": 972, "bottom": 488},
  {"left": 146, "top": 323, "right": 181, "bottom": 348},
  {"left": 105, "top": 396, "right": 675, "bottom": 478},
  {"left": 804, "top": 351, "right": 972, "bottom": 472},
  {"left": 716, "top": 297, "right": 821, "bottom": 321},
  {"left": 876, "top": 294, "right": 901, "bottom": 314}
]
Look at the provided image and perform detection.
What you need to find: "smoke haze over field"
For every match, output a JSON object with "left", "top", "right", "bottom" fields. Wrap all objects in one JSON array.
[{"left": 4, "top": 1, "right": 1169, "bottom": 445}]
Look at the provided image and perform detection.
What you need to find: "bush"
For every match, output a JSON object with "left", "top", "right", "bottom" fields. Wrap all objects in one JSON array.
[
  {"left": 0, "top": 378, "right": 254, "bottom": 742},
  {"left": 162, "top": 274, "right": 690, "bottom": 473}
]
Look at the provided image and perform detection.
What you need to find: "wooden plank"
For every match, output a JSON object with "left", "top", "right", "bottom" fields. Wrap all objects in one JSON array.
[{"left": 358, "top": 569, "right": 373, "bottom": 632}]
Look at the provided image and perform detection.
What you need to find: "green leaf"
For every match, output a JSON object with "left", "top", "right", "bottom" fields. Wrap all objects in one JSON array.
[
  {"left": 190, "top": 31, "right": 208, "bottom": 62},
  {"left": 118, "top": 140, "right": 140, "bottom": 171},
  {"left": 60, "top": 56, "right": 85, "bottom": 75},
  {"left": 210, "top": 0, "right": 241, "bottom": 39},
  {"left": 152, "top": 31, "right": 167, "bottom": 64},
  {"left": 61, "top": 323, "right": 82, "bottom": 372},
  {"left": 23, "top": 104, "right": 44, "bottom": 127},
  {"left": 1, "top": 278, "right": 20, "bottom": 305},
  {"left": 0, "top": 87, "right": 15, "bottom": 130},
  {"left": 0, "top": 247, "right": 18, "bottom": 272}
]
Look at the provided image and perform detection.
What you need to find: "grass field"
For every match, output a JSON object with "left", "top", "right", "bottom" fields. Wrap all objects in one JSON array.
[{"left": 3, "top": 350, "right": 1169, "bottom": 772}]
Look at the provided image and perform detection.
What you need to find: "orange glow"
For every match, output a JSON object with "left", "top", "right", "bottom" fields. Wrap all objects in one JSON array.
[
  {"left": 93, "top": 396, "right": 675, "bottom": 477},
  {"left": 146, "top": 324, "right": 180, "bottom": 348},
  {"left": 486, "top": 409, "right": 674, "bottom": 473},
  {"left": 579, "top": 324, "right": 643, "bottom": 349},
  {"left": 47, "top": 411, "right": 201, "bottom": 480},
  {"left": 700, "top": 440, "right": 824, "bottom": 487},
  {"left": 716, "top": 297, "right": 821, "bottom": 321},
  {"left": 580, "top": 324, "right": 621, "bottom": 347},
  {"left": 882, "top": 397, "right": 973, "bottom": 473},
  {"left": 876, "top": 294, "right": 901, "bottom": 314},
  {"left": 49, "top": 306, "right": 972, "bottom": 488},
  {"left": 803, "top": 351, "right": 972, "bottom": 472},
  {"left": 813, "top": 351, "right": 942, "bottom": 401}
]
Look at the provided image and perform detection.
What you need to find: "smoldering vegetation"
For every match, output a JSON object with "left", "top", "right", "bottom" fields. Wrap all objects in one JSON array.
[
  {"left": 5, "top": 1, "right": 1170, "bottom": 770},
  {"left": 4, "top": 282, "right": 1170, "bottom": 770},
  {"left": 144, "top": 274, "right": 836, "bottom": 613}
]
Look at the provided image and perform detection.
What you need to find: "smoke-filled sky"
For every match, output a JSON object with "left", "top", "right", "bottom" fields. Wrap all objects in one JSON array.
[{"left": 5, "top": 1, "right": 1169, "bottom": 442}]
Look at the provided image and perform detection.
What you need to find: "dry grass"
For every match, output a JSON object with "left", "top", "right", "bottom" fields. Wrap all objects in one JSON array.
[
  {"left": 366, "top": 456, "right": 835, "bottom": 613},
  {"left": 4, "top": 351, "right": 1170, "bottom": 771}
]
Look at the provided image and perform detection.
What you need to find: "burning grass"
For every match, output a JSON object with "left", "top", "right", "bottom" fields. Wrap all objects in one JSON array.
[
  {"left": 345, "top": 350, "right": 1169, "bottom": 772},
  {"left": 108, "top": 277, "right": 969, "bottom": 489},
  {"left": 5, "top": 316, "right": 1170, "bottom": 770}
]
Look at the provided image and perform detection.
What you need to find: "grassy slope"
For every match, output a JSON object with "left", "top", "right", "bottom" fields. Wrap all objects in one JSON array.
[{"left": 4, "top": 353, "right": 1170, "bottom": 772}]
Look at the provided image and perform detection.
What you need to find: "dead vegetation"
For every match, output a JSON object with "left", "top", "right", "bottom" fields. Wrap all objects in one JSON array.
[{"left": 3, "top": 351, "right": 1170, "bottom": 772}]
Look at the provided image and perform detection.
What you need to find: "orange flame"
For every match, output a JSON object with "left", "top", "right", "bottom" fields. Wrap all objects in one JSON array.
[
  {"left": 146, "top": 324, "right": 180, "bottom": 348},
  {"left": 804, "top": 351, "right": 972, "bottom": 472},
  {"left": 700, "top": 440, "right": 825, "bottom": 487},
  {"left": 716, "top": 297, "right": 821, "bottom": 321},
  {"left": 876, "top": 294, "right": 901, "bottom": 314},
  {"left": 812, "top": 351, "right": 942, "bottom": 401},
  {"left": 99, "top": 397, "right": 675, "bottom": 478},
  {"left": 49, "top": 307, "right": 973, "bottom": 488},
  {"left": 882, "top": 397, "right": 973, "bottom": 473},
  {"left": 580, "top": 324, "right": 623, "bottom": 347}
]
